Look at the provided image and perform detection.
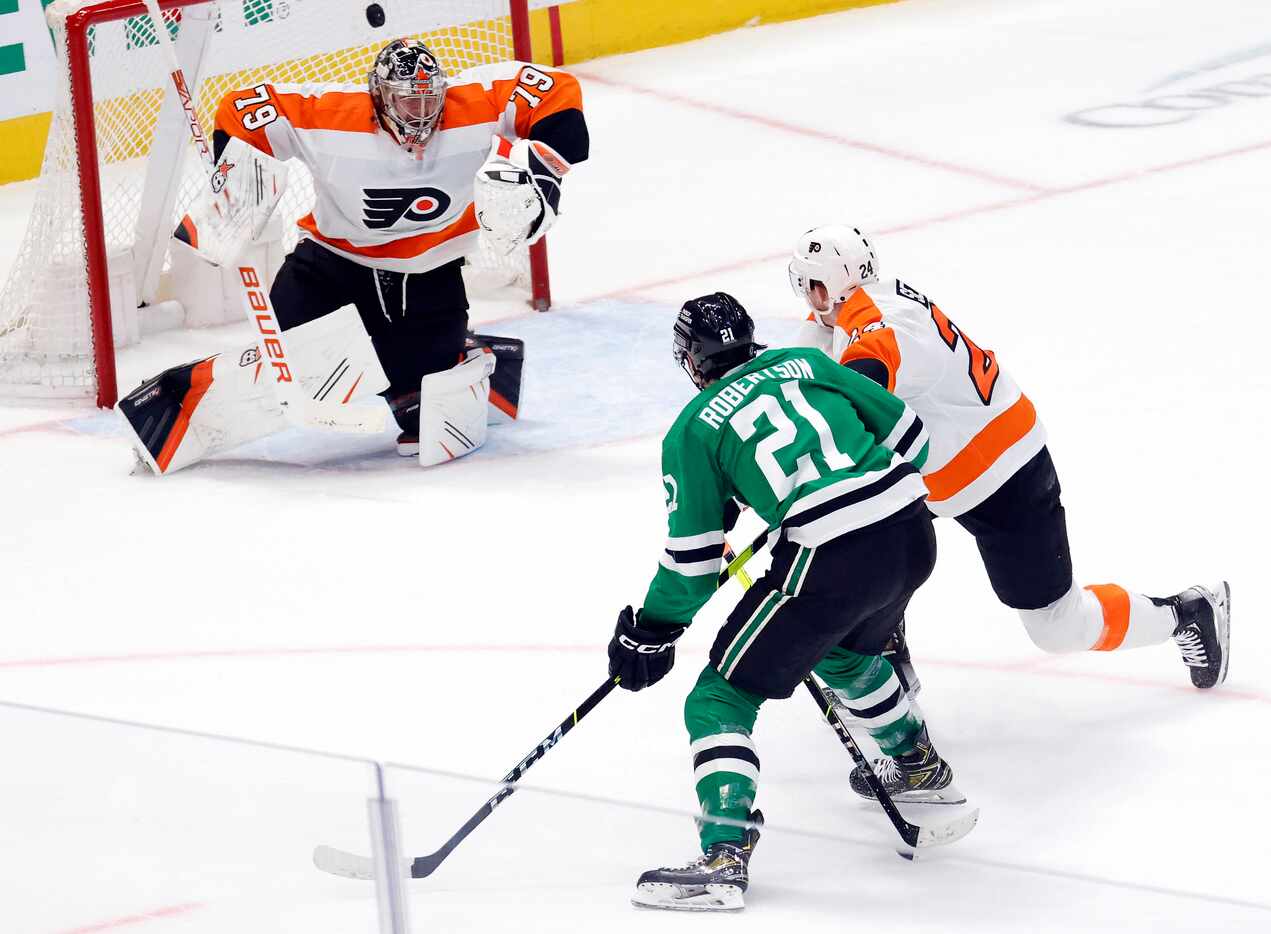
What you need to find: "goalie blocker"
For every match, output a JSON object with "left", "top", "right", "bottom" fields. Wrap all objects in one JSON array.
[{"left": 174, "top": 136, "right": 288, "bottom": 269}]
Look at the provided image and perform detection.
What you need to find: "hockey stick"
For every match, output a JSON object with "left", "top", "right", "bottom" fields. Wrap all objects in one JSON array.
[
  {"left": 137, "top": 0, "right": 384, "bottom": 435},
  {"left": 313, "top": 540, "right": 772, "bottom": 882},
  {"left": 313, "top": 675, "right": 620, "bottom": 881},
  {"left": 717, "top": 525, "right": 771, "bottom": 588},
  {"left": 802, "top": 676, "right": 978, "bottom": 853},
  {"left": 720, "top": 532, "right": 978, "bottom": 855}
]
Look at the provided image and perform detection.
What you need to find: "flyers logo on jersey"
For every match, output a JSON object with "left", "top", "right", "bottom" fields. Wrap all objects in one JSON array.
[{"left": 362, "top": 187, "right": 453, "bottom": 229}]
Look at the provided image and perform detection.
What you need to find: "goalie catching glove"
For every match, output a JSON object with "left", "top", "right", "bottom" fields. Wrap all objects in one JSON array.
[
  {"left": 608, "top": 606, "right": 685, "bottom": 692},
  {"left": 473, "top": 136, "right": 571, "bottom": 255},
  {"left": 174, "top": 135, "right": 288, "bottom": 267}
]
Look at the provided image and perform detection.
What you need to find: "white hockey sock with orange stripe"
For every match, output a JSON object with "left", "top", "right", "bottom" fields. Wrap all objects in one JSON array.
[{"left": 1018, "top": 581, "right": 1177, "bottom": 653}]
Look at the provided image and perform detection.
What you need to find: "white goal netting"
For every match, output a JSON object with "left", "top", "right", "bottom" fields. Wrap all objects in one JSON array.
[{"left": 0, "top": 0, "right": 534, "bottom": 404}]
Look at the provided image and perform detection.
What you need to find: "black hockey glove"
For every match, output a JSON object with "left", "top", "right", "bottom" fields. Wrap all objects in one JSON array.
[{"left": 607, "top": 606, "right": 685, "bottom": 692}]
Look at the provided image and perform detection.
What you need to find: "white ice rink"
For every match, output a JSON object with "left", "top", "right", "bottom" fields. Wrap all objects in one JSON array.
[{"left": 2, "top": 0, "right": 1269, "bottom": 930}]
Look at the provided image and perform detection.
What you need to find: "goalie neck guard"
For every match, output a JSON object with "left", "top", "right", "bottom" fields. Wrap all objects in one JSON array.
[
  {"left": 369, "top": 39, "right": 448, "bottom": 154},
  {"left": 673, "top": 292, "right": 764, "bottom": 390}
]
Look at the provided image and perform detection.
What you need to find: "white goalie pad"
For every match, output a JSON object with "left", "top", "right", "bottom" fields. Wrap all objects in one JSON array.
[
  {"left": 237, "top": 261, "right": 390, "bottom": 434},
  {"left": 473, "top": 136, "right": 569, "bottom": 256},
  {"left": 418, "top": 349, "right": 498, "bottom": 467},
  {"left": 118, "top": 347, "right": 286, "bottom": 476},
  {"left": 283, "top": 304, "right": 390, "bottom": 426},
  {"left": 174, "top": 136, "right": 288, "bottom": 268}
]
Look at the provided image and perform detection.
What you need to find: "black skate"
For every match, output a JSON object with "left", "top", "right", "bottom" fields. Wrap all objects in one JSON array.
[
  {"left": 882, "top": 616, "right": 921, "bottom": 698},
  {"left": 849, "top": 725, "right": 965, "bottom": 805},
  {"left": 1169, "top": 582, "right": 1231, "bottom": 689},
  {"left": 388, "top": 390, "right": 420, "bottom": 456},
  {"left": 632, "top": 812, "right": 762, "bottom": 912}
]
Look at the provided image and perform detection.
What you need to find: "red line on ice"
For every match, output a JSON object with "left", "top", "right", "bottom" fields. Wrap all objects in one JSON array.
[
  {"left": 2, "top": 644, "right": 1265, "bottom": 705},
  {"left": 589, "top": 136, "right": 1271, "bottom": 303},
  {"left": 56, "top": 902, "right": 204, "bottom": 934},
  {"left": 574, "top": 69, "right": 1051, "bottom": 194}
]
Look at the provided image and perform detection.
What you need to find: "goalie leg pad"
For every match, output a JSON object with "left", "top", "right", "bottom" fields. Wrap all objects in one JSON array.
[
  {"left": 418, "top": 349, "right": 497, "bottom": 467},
  {"left": 117, "top": 347, "right": 285, "bottom": 475},
  {"left": 283, "top": 303, "right": 390, "bottom": 409},
  {"left": 467, "top": 333, "right": 525, "bottom": 422}
]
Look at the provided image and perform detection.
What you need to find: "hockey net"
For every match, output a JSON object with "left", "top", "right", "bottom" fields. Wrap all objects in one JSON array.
[{"left": 0, "top": 0, "right": 547, "bottom": 407}]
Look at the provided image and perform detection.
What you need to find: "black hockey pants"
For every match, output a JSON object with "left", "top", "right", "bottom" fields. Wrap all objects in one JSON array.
[
  {"left": 269, "top": 239, "right": 470, "bottom": 405},
  {"left": 711, "top": 502, "right": 937, "bottom": 699}
]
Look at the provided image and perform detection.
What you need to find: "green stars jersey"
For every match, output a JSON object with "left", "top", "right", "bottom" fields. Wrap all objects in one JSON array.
[{"left": 643, "top": 347, "right": 931, "bottom": 628}]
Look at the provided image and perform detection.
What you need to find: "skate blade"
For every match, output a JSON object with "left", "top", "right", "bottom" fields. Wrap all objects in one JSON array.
[
  {"left": 632, "top": 882, "right": 744, "bottom": 912},
  {"left": 1212, "top": 581, "right": 1231, "bottom": 687},
  {"left": 890, "top": 782, "right": 967, "bottom": 806}
]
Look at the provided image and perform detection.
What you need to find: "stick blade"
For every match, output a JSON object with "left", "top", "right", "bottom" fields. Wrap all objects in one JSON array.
[
  {"left": 914, "top": 807, "right": 980, "bottom": 849},
  {"left": 313, "top": 845, "right": 377, "bottom": 880}
]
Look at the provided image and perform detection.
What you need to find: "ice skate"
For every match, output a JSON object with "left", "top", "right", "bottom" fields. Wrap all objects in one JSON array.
[
  {"left": 632, "top": 812, "right": 762, "bottom": 912},
  {"left": 849, "top": 725, "right": 964, "bottom": 805},
  {"left": 395, "top": 431, "right": 419, "bottom": 456},
  {"left": 1169, "top": 582, "right": 1231, "bottom": 689}
]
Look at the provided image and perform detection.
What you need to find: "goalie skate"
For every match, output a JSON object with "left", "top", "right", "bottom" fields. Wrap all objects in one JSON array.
[{"left": 632, "top": 812, "right": 761, "bottom": 912}]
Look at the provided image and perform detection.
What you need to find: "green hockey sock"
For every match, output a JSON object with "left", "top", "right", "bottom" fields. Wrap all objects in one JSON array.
[
  {"left": 813, "top": 648, "right": 923, "bottom": 756},
  {"left": 683, "top": 665, "right": 764, "bottom": 850}
]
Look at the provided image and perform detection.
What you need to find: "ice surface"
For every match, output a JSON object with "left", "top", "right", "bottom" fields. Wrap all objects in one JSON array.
[{"left": 1, "top": 0, "right": 1269, "bottom": 931}]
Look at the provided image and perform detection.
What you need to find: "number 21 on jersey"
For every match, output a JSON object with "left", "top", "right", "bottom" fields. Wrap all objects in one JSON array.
[{"left": 731, "top": 382, "right": 855, "bottom": 500}]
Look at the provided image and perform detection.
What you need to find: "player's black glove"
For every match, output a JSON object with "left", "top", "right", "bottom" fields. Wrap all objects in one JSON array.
[
  {"left": 607, "top": 606, "right": 685, "bottom": 692},
  {"left": 723, "top": 497, "right": 742, "bottom": 535}
]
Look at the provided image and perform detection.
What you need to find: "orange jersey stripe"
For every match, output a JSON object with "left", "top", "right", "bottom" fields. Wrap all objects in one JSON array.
[
  {"left": 215, "top": 85, "right": 376, "bottom": 154},
  {"left": 924, "top": 393, "right": 1038, "bottom": 502},
  {"left": 273, "top": 89, "right": 376, "bottom": 134},
  {"left": 834, "top": 289, "right": 902, "bottom": 392},
  {"left": 297, "top": 205, "right": 479, "bottom": 260},
  {"left": 440, "top": 83, "right": 501, "bottom": 131},
  {"left": 156, "top": 359, "right": 215, "bottom": 473},
  {"left": 1086, "top": 584, "right": 1131, "bottom": 650}
]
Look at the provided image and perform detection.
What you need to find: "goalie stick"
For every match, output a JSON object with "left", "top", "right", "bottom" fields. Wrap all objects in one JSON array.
[
  {"left": 313, "top": 535, "right": 771, "bottom": 882},
  {"left": 720, "top": 535, "right": 978, "bottom": 856},
  {"left": 139, "top": 0, "right": 384, "bottom": 435}
]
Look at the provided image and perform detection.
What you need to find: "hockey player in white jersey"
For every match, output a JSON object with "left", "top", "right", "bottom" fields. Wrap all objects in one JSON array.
[
  {"left": 785, "top": 224, "right": 1231, "bottom": 798},
  {"left": 118, "top": 38, "right": 587, "bottom": 473}
]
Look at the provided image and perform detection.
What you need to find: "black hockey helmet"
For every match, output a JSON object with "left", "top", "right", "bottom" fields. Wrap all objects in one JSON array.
[{"left": 673, "top": 292, "right": 764, "bottom": 389}]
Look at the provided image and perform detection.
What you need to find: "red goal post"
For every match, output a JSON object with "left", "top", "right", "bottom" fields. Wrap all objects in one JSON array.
[{"left": 1, "top": 0, "right": 553, "bottom": 409}]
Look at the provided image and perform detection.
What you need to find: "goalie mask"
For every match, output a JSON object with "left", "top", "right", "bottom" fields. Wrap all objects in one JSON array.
[
  {"left": 370, "top": 39, "right": 447, "bottom": 154},
  {"left": 673, "top": 292, "right": 765, "bottom": 390},
  {"left": 788, "top": 225, "right": 879, "bottom": 321}
]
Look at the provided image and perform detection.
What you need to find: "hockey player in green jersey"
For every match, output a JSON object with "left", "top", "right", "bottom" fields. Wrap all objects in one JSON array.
[{"left": 606, "top": 293, "right": 959, "bottom": 912}]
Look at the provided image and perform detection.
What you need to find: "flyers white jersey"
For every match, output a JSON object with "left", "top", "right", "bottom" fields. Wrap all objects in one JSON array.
[
  {"left": 214, "top": 61, "right": 583, "bottom": 273},
  {"left": 795, "top": 277, "right": 1046, "bottom": 517}
]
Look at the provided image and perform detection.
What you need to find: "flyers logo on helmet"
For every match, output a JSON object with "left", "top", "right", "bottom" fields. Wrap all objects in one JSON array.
[{"left": 362, "top": 187, "right": 453, "bottom": 229}]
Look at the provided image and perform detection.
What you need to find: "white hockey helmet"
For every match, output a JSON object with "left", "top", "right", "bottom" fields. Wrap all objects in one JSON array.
[{"left": 787, "top": 225, "right": 879, "bottom": 317}]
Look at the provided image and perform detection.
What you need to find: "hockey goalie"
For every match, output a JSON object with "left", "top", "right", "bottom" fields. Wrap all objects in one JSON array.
[{"left": 119, "top": 38, "right": 588, "bottom": 474}]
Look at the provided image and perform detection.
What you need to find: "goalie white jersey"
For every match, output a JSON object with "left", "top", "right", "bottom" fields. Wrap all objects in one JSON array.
[
  {"left": 213, "top": 61, "right": 583, "bottom": 273},
  {"left": 796, "top": 278, "right": 1046, "bottom": 517}
]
